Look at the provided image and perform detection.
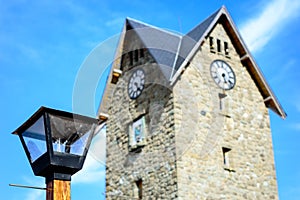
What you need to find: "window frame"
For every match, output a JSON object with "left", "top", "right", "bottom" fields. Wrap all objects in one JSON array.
[{"left": 129, "top": 116, "right": 147, "bottom": 150}]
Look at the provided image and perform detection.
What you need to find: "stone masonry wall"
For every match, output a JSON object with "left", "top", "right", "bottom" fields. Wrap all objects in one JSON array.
[
  {"left": 173, "top": 23, "right": 278, "bottom": 199},
  {"left": 105, "top": 29, "right": 178, "bottom": 199},
  {"left": 105, "top": 22, "right": 278, "bottom": 199}
]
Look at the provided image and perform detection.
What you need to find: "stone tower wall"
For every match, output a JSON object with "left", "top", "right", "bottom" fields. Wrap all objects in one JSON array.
[
  {"left": 105, "top": 21, "right": 278, "bottom": 199},
  {"left": 105, "top": 28, "right": 178, "bottom": 199},
  {"left": 173, "top": 23, "right": 278, "bottom": 199}
]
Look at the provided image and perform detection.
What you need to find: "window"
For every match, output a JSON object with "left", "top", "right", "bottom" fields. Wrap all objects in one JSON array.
[
  {"left": 120, "top": 54, "right": 125, "bottom": 71},
  {"left": 209, "top": 37, "right": 214, "bottom": 51},
  {"left": 129, "top": 116, "right": 146, "bottom": 148},
  {"left": 222, "top": 147, "right": 234, "bottom": 172},
  {"left": 222, "top": 147, "right": 231, "bottom": 167},
  {"left": 129, "top": 51, "right": 133, "bottom": 65},
  {"left": 224, "top": 41, "right": 229, "bottom": 56},
  {"left": 209, "top": 37, "right": 230, "bottom": 57},
  {"left": 134, "top": 179, "right": 143, "bottom": 199},
  {"left": 218, "top": 93, "right": 227, "bottom": 110},
  {"left": 217, "top": 39, "right": 221, "bottom": 53},
  {"left": 128, "top": 48, "right": 144, "bottom": 66},
  {"left": 134, "top": 49, "right": 139, "bottom": 62},
  {"left": 140, "top": 48, "right": 144, "bottom": 58}
]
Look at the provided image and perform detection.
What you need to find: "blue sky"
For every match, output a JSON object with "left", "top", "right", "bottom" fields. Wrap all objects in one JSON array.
[{"left": 1, "top": 0, "right": 300, "bottom": 199}]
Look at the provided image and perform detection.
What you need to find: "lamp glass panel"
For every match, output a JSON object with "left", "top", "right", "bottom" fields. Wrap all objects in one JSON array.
[
  {"left": 49, "top": 114, "right": 95, "bottom": 156},
  {"left": 22, "top": 116, "right": 47, "bottom": 162}
]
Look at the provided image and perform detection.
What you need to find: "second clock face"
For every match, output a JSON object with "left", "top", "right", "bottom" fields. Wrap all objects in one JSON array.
[
  {"left": 210, "top": 60, "right": 236, "bottom": 90},
  {"left": 128, "top": 69, "right": 145, "bottom": 99}
]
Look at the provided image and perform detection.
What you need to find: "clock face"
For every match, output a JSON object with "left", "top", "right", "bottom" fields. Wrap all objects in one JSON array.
[
  {"left": 210, "top": 60, "right": 236, "bottom": 90},
  {"left": 128, "top": 69, "right": 145, "bottom": 99}
]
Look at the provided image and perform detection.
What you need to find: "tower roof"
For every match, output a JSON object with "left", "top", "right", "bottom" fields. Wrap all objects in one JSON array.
[
  {"left": 125, "top": 17, "right": 182, "bottom": 80},
  {"left": 98, "top": 6, "right": 286, "bottom": 119}
]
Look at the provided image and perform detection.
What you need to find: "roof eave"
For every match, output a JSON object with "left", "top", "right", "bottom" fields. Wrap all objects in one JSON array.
[
  {"left": 170, "top": 6, "right": 287, "bottom": 119},
  {"left": 97, "top": 20, "right": 127, "bottom": 117},
  {"left": 223, "top": 8, "right": 287, "bottom": 119},
  {"left": 170, "top": 7, "right": 224, "bottom": 85}
]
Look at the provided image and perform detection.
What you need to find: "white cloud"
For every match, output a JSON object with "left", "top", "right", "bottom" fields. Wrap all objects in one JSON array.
[
  {"left": 22, "top": 177, "right": 45, "bottom": 200},
  {"left": 240, "top": 0, "right": 300, "bottom": 52},
  {"left": 88, "top": 126, "right": 106, "bottom": 165},
  {"left": 269, "top": 59, "right": 295, "bottom": 83},
  {"left": 25, "top": 190, "right": 44, "bottom": 200},
  {"left": 72, "top": 125, "right": 106, "bottom": 184},
  {"left": 72, "top": 153, "right": 105, "bottom": 184}
]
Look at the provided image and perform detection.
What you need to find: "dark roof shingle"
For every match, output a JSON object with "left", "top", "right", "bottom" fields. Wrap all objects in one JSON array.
[
  {"left": 126, "top": 18, "right": 181, "bottom": 79},
  {"left": 126, "top": 8, "right": 220, "bottom": 80}
]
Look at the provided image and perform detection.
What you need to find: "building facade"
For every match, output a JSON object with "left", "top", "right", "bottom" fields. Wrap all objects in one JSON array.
[{"left": 98, "top": 6, "right": 286, "bottom": 199}]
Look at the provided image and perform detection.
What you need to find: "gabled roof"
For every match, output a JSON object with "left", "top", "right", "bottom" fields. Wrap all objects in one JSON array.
[
  {"left": 126, "top": 18, "right": 181, "bottom": 80},
  {"left": 98, "top": 6, "right": 286, "bottom": 119},
  {"left": 174, "top": 8, "right": 221, "bottom": 71}
]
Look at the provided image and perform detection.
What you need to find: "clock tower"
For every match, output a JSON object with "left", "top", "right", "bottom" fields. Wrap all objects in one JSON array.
[{"left": 98, "top": 6, "right": 286, "bottom": 199}]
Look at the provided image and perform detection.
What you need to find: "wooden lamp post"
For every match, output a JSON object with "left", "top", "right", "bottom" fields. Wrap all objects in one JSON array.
[{"left": 12, "top": 107, "right": 98, "bottom": 200}]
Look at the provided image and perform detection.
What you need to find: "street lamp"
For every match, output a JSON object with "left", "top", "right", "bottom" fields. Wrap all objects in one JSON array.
[{"left": 12, "top": 106, "right": 99, "bottom": 200}]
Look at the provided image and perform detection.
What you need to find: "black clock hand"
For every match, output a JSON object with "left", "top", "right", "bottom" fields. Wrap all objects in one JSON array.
[
  {"left": 222, "top": 73, "right": 227, "bottom": 83},
  {"left": 134, "top": 82, "right": 139, "bottom": 90},
  {"left": 134, "top": 82, "right": 143, "bottom": 91}
]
